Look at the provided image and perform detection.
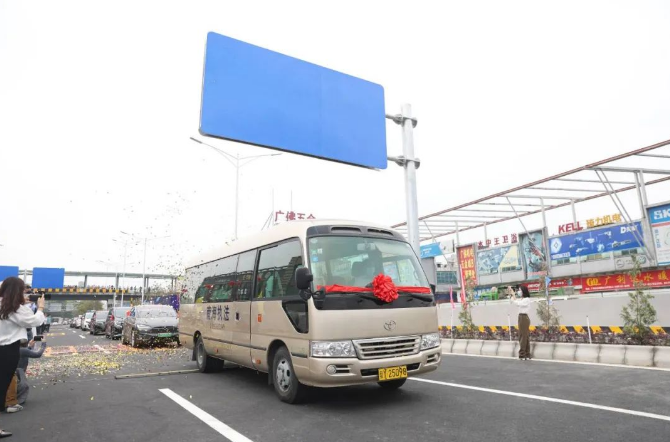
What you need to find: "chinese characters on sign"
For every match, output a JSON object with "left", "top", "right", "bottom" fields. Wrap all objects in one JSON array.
[
  {"left": 581, "top": 269, "right": 670, "bottom": 292},
  {"left": 457, "top": 245, "right": 477, "bottom": 285},
  {"left": 525, "top": 278, "right": 580, "bottom": 292},
  {"left": 557, "top": 213, "right": 621, "bottom": 234},
  {"left": 477, "top": 233, "right": 518, "bottom": 249},
  {"left": 274, "top": 211, "right": 315, "bottom": 223}
]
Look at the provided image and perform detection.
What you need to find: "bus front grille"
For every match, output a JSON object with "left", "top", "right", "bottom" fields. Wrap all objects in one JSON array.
[{"left": 352, "top": 336, "right": 421, "bottom": 360}]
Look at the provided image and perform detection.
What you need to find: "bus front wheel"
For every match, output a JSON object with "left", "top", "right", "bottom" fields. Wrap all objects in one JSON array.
[
  {"left": 195, "top": 336, "right": 223, "bottom": 373},
  {"left": 272, "top": 347, "right": 306, "bottom": 404}
]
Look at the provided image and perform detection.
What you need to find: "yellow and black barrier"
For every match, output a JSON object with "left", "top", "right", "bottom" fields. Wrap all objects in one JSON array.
[
  {"left": 35, "top": 288, "right": 129, "bottom": 294},
  {"left": 439, "top": 325, "right": 670, "bottom": 335}
]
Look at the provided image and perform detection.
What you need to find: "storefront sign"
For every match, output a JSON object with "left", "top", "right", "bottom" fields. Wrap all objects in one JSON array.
[
  {"left": 476, "top": 245, "right": 521, "bottom": 275},
  {"left": 457, "top": 245, "right": 477, "bottom": 285},
  {"left": 549, "top": 221, "right": 643, "bottom": 260},
  {"left": 477, "top": 233, "right": 518, "bottom": 249},
  {"left": 582, "top": 269, "right": 670, "bottom": 292},
  {"left": 525, "top": 278, "right": 580, "bottom": 292},
  {"left": 557, "top": 213, "right": 621, "bottom": 234},
  {"left": 274, "top": 210, "right": 315, "bottom": 222},
  {"left": 520, "top": 230, "right": 546, "bottom": 280},
  {"left": 420, "top": 240, "right": 455, "bottom": 259},
  {"left": 648, "top": 202, "right": 670, "bottom": 266}
]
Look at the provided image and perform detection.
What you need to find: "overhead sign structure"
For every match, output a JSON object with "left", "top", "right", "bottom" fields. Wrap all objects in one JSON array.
[
  {"left": 647, "top": 202, "right": 670, "bottom": 266},
  {"left": 32, "top": 267, "right": 65, "bottom": 289},
  {"left": 199, "top": 32, "right": 388, "bottom": 169},
  {"left": 548, "top": 221, "right": 643, "bottom": 261},
  {"left": 0, "top": 266, "right": 19, "bottom": 282}
]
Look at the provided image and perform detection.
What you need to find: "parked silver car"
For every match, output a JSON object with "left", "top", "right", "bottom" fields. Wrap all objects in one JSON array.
[{"left": 121, "top": 305, "right": 179, "bottom": 348}]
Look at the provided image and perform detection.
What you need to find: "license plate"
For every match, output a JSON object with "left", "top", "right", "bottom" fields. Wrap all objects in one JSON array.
[
  {"left": 378, "top": 365, "right": 408, "bottom": 381},
  {"left": 157, "top": 333, "right": 173, "bottom": 338}
]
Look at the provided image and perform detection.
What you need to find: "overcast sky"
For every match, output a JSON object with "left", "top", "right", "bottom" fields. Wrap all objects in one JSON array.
[{"left": 1, "top": 0, "right": 669, "bottom": 285}]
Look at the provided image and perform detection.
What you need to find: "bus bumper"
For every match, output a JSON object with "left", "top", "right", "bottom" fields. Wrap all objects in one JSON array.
[{"left": 298, "top": 348, "right": 442, "bottom": 388}]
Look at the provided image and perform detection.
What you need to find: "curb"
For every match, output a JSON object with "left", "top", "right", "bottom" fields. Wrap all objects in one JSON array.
[{"left": 441, "top": 339, "right": 669, "bottom": 368}]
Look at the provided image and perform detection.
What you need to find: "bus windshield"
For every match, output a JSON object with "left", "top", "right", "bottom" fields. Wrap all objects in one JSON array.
[{"left": 308, "top": 236, "right": 429, "bottom": 289}]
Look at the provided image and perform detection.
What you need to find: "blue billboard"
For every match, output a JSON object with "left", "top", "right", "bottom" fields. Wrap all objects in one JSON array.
[
  {"left": 647, "top": 202, "right": 670, "bottom": 266},
  {"left": 548, "top": 222, "right": 643, "bottom": 260},
  {"left": 199, "top": 32, "right": 387, "bottom": 169},
  {"left": 32, "top": 267, "right": 65, "bottom": 289},
  {"left": 0, "top": 266, "right": 19, "bottom": 282}
]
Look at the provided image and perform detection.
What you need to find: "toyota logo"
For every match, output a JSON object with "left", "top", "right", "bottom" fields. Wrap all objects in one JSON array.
[{"left": 384, "top": 320, "right": 396, "bottom": 331}]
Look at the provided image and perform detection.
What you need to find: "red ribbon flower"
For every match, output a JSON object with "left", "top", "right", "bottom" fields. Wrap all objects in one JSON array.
[{"left": 372, "top": 274, "right": 399, "bottom": 303}]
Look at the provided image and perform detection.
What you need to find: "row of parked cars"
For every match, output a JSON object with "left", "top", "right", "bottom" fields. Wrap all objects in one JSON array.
[{"left": 69, "top": 305, "right": 180, "bottom": 347}]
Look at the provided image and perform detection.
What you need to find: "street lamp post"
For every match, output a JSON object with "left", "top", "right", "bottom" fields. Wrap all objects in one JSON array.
[
  {"left": 114, "top": 234, "right": 134, "bottom": 308},
  {"left": 190, "top": 137, "right": 281, "bottom": 240}
]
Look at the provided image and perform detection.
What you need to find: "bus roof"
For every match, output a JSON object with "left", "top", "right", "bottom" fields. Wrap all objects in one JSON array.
[{"left": 185, "top": 219, "right": 399, "bottom": 269}]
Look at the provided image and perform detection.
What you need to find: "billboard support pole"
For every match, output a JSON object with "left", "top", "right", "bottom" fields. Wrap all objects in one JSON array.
[
  {"left": 635, "top": 171, "right": 657, "bottom": 264},
  {"left": 387, "top": 104, "right": 420, "bottom": 256},
  {"left": 638, "top": 171, "right": 649, "bottom": 206},
  {"left": 455, "top": 221, "right": 460, "bottom": 246},
  {"left": 595, "top": 170, "right": 653, "bottom": 263}
]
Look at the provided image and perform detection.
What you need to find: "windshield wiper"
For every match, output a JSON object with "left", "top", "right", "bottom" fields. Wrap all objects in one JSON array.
[{"left": 399, "top": 292, "right": 433, "bottom": 302}]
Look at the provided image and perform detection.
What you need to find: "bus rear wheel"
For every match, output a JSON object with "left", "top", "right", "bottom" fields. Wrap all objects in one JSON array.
[
  {"left": 195, "top": 336, "right": 223, "bottom": 373},
  {"left": 272, "top": 347, "right": 306, "bottom": 404}
]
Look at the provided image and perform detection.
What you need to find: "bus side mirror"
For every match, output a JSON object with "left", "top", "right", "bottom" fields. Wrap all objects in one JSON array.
[{"left": 296, "top": 267, "right": 313, "bottom": 291}]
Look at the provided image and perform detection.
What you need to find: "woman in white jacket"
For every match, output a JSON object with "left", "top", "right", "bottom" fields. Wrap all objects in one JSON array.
[{"left": 0, "top": 277, "right": 45, "bottom": 439}]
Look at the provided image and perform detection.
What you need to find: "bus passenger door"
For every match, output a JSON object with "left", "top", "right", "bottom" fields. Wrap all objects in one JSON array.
[{"left": 230, "top": 250, "right": 255, "bottom": 367}]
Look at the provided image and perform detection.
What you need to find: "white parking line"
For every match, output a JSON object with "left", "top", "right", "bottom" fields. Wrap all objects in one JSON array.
[
  {"left": 410, "top": 377, "right": 670, "bottom": 422},
  {"left": 159, "top": 388, "right": 253, "bottom": 442},
  {"left": 441, "top": 352, "right": 670, "bottom": 372}
]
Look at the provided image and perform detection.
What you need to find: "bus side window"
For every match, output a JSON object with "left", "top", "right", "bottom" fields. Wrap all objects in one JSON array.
[
  {"left": 211, "top": 255, "right": 238, "bottom": 302},
  {"left": 235, "top": 250, "right": 257, "bottom": 301},
  {"left": 257, "top": 240, "right": 303, "bottom": 299}
]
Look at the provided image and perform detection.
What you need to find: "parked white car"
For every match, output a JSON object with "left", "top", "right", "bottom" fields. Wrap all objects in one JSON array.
[{"left": 81, "top": 311, "right": 94, "bottom": 331}]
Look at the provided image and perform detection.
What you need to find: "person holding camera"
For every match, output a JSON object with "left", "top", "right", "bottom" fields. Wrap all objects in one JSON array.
[
  {"left": 0, "top": 277, "right": 46, "bottom": 438},
  {"left": 510, "top": 285, "right": 533, "bottom": 360}
]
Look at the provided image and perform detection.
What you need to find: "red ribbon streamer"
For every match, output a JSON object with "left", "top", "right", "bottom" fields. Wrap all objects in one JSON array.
[{"left": 318, "top": 285, "right": 431, "bottom": 294}]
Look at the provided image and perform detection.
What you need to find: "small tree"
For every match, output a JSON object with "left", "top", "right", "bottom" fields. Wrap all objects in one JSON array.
[
  {"left": 458, "top": 276, "right": 478, "bottom": 336},
  {"left": 535, "top": 274, "right": 560, "bottom": 331},
  {"left": 75, "top": 300, "right": 104, "bottom": 316},
  {"left": 536, "top": 300, "right": 560, "bottom": 330},
  {"left": 621, "top": 257, "right": 657, "bottom": 344}
]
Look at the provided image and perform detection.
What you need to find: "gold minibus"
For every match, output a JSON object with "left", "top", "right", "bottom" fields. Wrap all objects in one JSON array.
[{"left": 179, "top": 220, "right": 441, "bottom": 403}]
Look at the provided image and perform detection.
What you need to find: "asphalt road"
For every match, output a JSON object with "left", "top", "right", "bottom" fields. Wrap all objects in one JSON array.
[{"left": 3, "top": 327, "right": 669, "bottom": 442}]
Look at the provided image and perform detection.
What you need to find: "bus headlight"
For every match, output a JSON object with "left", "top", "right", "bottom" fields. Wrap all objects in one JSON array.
[
  {"left": 310, "top": 340, "right": 356, "bottom": 358},
  {"left": 420, "top": 333, "right": 441, "bottom": 350}
]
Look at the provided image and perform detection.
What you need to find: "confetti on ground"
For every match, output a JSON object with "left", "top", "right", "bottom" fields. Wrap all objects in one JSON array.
[{"left": 28, "top": 344, "right": 192, "bottom": 383}]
